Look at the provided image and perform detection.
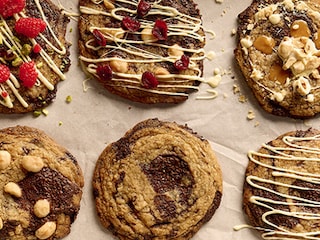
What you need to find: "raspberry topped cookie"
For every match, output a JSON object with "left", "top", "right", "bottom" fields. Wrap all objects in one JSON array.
[
  {"left": 0, "top": 0, "right": 71, "bottom": 113},
  {"left": 93, "top": 119, "right": 222, "bottom": 239},
  {"left": 78, "top": 0, "right": 206, "bottom": 104},
  {"left": 0, "top": 126, "right": 84, "bottom": 240},
  {"left": 235, "top": 0, "right": 320, "bottom": 118}
]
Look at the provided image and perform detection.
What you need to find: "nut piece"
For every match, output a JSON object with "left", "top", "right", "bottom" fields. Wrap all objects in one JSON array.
[
  {"left": 35, "top": 222, "right": 57, "bottom": 240},
  {"left": 0, "top": 150, "right": 11, "bottom": 170},
  {"left": 168, "top": 44, "right": 184, "bottom": 57},
  {"left": 109, "top": 60, "right": 128, "bottom": 73},
  {"left": 34, "top": 199, "right": 51, "bottom": 218},
  {"left": 154, "top": 67, "right": 172, "bottom": 81},
  {"left": 0, "top": 217, "right": 3, "bottom": 230},
  {"left": 4, "top": 182, "right": 22, "bottom": 198},
  {"left": 141, "top": 28, "right": 157, "bottom": 43},
  {"left": 21, "top": 156, "right": 44, "bottom": 173},
  {"left": 103, "top": 0, "right": 115, "bottom": 9}
]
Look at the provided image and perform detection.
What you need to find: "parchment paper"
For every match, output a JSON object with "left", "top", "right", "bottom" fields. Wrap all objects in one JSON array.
[{"left": 2, "top": 0, "right": 316, "bottom": 239}]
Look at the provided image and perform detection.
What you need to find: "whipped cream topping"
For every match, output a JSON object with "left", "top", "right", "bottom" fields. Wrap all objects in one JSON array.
[
  {"left": 0, "top": 0, "right": 68, "bottom": 109},
  {"left": 79, "top": 0, "right": 206, "bottom": 98}
]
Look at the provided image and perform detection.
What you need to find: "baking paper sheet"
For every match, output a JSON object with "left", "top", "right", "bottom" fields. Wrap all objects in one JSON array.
[{"left": 2, "top": 0, "right": 316, "bottom": 239}]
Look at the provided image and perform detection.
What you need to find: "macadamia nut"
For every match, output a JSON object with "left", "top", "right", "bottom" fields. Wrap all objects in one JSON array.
[{"left": 21, "top": 156, "right": 44, "bottom": 172}]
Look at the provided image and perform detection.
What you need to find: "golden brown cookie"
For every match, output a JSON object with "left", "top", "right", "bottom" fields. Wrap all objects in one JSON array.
[
  {"left": 243, "top": 128, "right": 320, "bottom": 239},
  {"left": 0, "top": 126, "right": 84, "bottom": 240},
  {"left": 78, "top": 0, "right": 205, "bottom": 104},
  {"left": 93, "top": 118, "right": 222, "bottom": 239},
  {"left": 235, "top": 0, "right": 320, "bottom": 118},
  {"left": 0, "top": 0, "right": 71, "bottom": 114}
]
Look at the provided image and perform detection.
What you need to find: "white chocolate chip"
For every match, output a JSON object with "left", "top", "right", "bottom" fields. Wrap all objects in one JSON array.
[
  {"left": 4, "top": 182, "right": 22, "bottom": 198},
  {"left": 141, "top": 28, "right": 157, "bottom": 43},
  {"left": 0, "top": 150, "right": 11, "bottom": 170},
  {"left": 269, "top": 13, "right": 282, "bottom": 25},
  {"left": 250, "top": 69, "right": 264, "bottom": 81},
  {"left": 34, "top": 199, "right": 51, "bottom": 218},
  {"left": 109, "top": 60, "right": 128, "bottom": 73},
  {"left": 35, "top": 222, "right": 56, "bottom": 239},
  {"left": 21, "top": 156, "right": 44, "bottom": 173},
  {"left": 307, "top": 94, "right": 315, "bottom": 102},
  {"left": 0, "top": 217, "right": 3, "bottom": 230}
]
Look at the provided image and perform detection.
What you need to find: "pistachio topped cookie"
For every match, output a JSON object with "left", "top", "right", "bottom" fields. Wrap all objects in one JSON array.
[
  {"left": 78, "top": 0, "right": 206, "bottom": 104},
  {"left": 243, "top": 128, "right": 320, "bottom": 239},
  {"left": 0, "top": 126, "right": 84, "bottom": 239},
  {"left": 0, "top": 0, "right": 71, "bottom": 113},
  {"left": 93, "top": 118, "right": 222, "bottom": 239},
  {"left": 235, "top": 0, "right": 320, "bottom": 118}
]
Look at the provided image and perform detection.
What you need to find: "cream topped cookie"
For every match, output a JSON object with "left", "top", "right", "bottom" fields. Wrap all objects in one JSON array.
[
  {"left": 242, "top": 128, "right": 320, "bottom": 239},
  {"left": 0, "top": 0, "right": 71, "bottom": 113},
  {"left": 78, "top": 0, "right": 206, "bottom": 104},
  {"left": 235, "top": 0, "right": 320, "bottom": 118}
]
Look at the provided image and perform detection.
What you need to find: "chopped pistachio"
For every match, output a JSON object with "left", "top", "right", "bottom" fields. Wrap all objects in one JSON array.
[
  {"left": 65, "top": 95, "right": 72, "bottom": 103},
  {"left": 69, "top": 28, "right": 73, "bottom": 33},
  {"left": 58, "top": 121, "right": 63, "bottom": 126},
  {"left": 36, "top": 62, "right": 43, "bottom": 68},
  {"left": 12, "top": 57, "right": 23, "bottom": 67},
  {"left": 33, "top": 110, "right": 42, "bottom": 117},
  {"left": 21, "top": 44, "right": 32, "bottom": 56},
  {"left": 0, "top": 36, "right": 2, "bottom": 45}
]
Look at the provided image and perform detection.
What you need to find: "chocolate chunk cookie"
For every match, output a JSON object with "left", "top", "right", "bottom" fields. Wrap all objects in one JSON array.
[
  {"left": 0, "top": 126, "right": 84, "bottom": 240},
  {"left": 243, "top": 128, "right": 320, "bottom": 239},
  {"left": 0, "top": 0, "right": 71, "bottom": 113},
  {"left": 93, "top": 118, "right": 222, "bottom": 239},
  {"left": 78, "top": 0, "right": 205, "bottom": 104},
  {"left": 235, "top": 0, "right": 320, "bottom": 118}
]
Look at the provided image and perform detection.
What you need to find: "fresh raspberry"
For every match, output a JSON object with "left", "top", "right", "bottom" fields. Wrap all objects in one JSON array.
[
  {"left": 137, "top": 0, "right": 151, "bottom": 18},
  {"left": 15, "top": 17, "right": 47, "bottom": 38},
  {"left": 141, "top": 71, "right": 158, "bottom": 89},
  {"left": 19, "top": 61, "right": 38, "bottom": 88},
  {"left": 96, "top": 64, "right": 113, "bottom": 81},
  {"left": 174, "top": 54, "right": 190, "bottom": 71},
  {"left": 0, "top": 0, "right": 25, "bottom": 19},
  {"left": 33, "top": 44, "right": 42, "bottom": 54},
  {"left": 152, "top": 19, "right": 168, "bottom": 40},
  {"left": 0, "top": 64, "right": 10, "bottom": 83},
  {"left": 121, "top": 16, "right": 141, "bottom": 32},
  {"left": 92, "top": 29, "right": 106, "bottom": 46}
]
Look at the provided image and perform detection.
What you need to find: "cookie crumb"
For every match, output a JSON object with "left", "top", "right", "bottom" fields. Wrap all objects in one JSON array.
[
  {"left": 215, "top": 0, "right": 224, "bottom": 3},
  {"left": 231, "top": 28, "right": 237, "bottom": 36},
  {"left": 239, "top": 95, "right": 248, "bottom": 103},
  {"left": 247, "top": 110, "right": 255, "bottom": 120}
]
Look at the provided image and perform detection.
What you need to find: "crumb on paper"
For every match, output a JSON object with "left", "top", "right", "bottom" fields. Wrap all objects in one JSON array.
[
  {"left": 233, "top": 84, "right": 240, "bottom": 94},
  {"left": 41, "top": 109, "right": 49, "bottom": 116},
  {"left": 215, "top": 0, "right": 224, "bottom": 3},
  {"left": 66, "top": 95, "right": 72, "bottom": 103},
  {"left": 238, "top": 94, "right": 247, "bottom": 103},
  {"left": 247, "top": 110, "right": 255, "bottom": 120},
  {"left": 58, "top": 121, "right": 63, "bottom": 126},
  {"left": 231, "top": 28, "right": 237, "bottom": 36},
  {"left": 254, "top": 121, "right": 260, "bottom": 127},
  {"left": 206, "top": 51, "right": 216, "bottom": 61}
]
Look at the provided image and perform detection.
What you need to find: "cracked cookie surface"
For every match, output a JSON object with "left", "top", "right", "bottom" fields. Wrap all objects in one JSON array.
[{"left": 93, "top": 118, "right": 222, "bottom": 239}]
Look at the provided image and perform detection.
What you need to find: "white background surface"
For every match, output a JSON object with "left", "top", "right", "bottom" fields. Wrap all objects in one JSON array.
[{"left": 3, "top": 0, "right": 318, "bottom": 239}]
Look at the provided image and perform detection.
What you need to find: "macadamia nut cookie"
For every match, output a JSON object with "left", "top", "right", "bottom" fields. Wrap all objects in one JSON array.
[
  {"left": 78, "top": 0, "right": 206, "bottom": 104},
  {"left": 0, "top": 126, "right": 84, "bottom": 240},
  {"left": 93, "top": 118, "right": 222, "bottom": 239},
  {"left": 235, "top": 0, "right": 320, "bottom": 118}
]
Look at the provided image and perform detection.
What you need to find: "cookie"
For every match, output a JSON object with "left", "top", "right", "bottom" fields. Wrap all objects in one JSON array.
[
  {"left": 235, "top": 0, "right": 320, "bottom": 118},
  {"left": 93, "top": 118, "right": 222, "bottom": 239},
  {"left": 78, "top": 0, "right": 205, "bottom": 104},
  {"left": 243, "top": 128, "right": 320, "bottom": 239},
  {"left": 0, "top": 0, "right": 71, "bottom": 114},
  {"left": 0, "top": 126, "right": 84, "bottom": 240}
]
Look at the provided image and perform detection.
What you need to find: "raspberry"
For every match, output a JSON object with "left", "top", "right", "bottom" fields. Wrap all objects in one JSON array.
[
  {"left": 141, "top": 71, "right": 158, "bottom": 89},
  {"left": 174, "top": 54, "right": 190, "bottom": 71},
  {"left": 137, "top": 0, "right": 151, "bottom": 18},
  {"left": 0, "top": 0, "right": 25, "bottom": 19},
  {"left": 0, "top": 64, "right": 10, "bottom": 83},
  {"left": 96, "top": 64, "right": 113, "bottom": 82},
  {"left": 33, "top": 44, "right": 42, "bottom": 54},
  {"left": 92, "top": 29, "right": 106, "bottom": 46},
  {"left": 19, "top": 61, "right": 38, "bottom": 88},
  {"left": 15, "top": 17, "right": 47, "bottom": 38},
  {"left": 121, "top": 16, "right": 141, "bottom": 32},
  {"left": 152, "top": 19, "right": 168, "bottom": 40}
]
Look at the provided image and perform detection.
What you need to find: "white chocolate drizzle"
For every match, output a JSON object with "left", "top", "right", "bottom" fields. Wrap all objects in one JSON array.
[
  {"left": 0, "top": 0, "right": 69, "bottom": 109},
  {"left": 79, "top": 0, "right": 206, "bottom": 98},
  {"left": 243, "top": 132, "right": 320, "bottom": 239}
]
